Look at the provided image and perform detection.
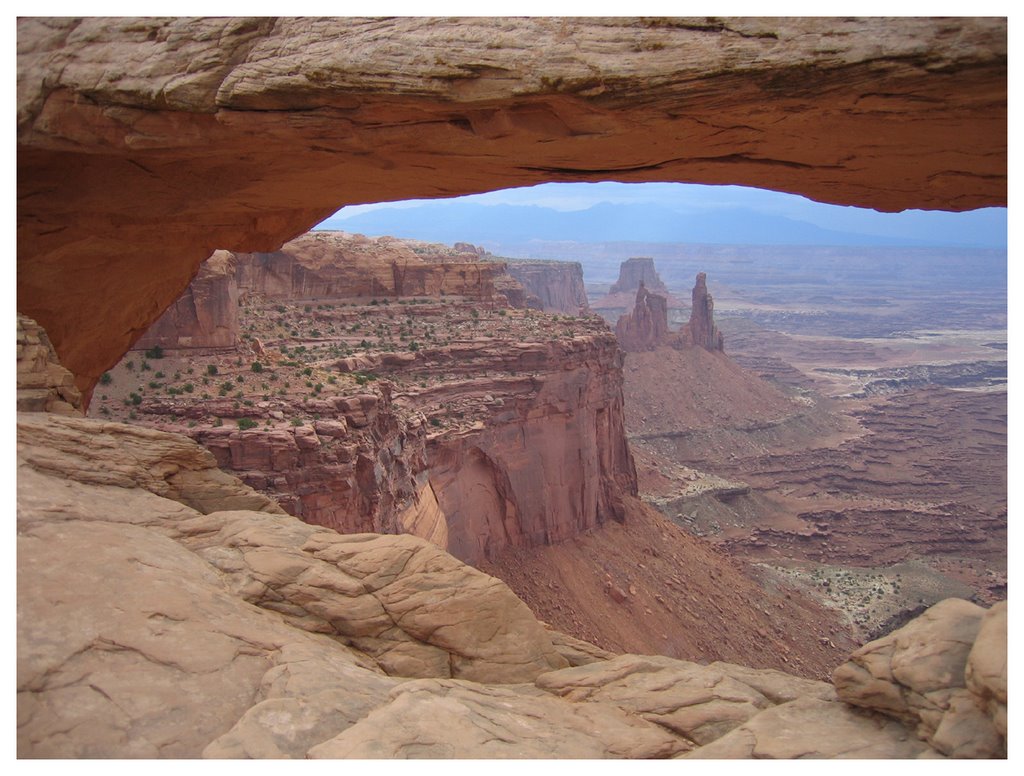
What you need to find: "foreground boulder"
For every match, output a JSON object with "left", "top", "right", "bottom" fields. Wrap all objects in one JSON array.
[{"left": 833, "top": 598, "right": 1006, "bottom": 758}]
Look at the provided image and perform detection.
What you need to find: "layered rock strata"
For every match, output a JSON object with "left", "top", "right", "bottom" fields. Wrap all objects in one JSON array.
[
  {"left": 131, "top": 231, "right": 533, "bottom": 355},
  {"left": 97, "top": 290, "right": 637, "bottom": 568},
  {"left": 17, "top": 314, "right": 83, "bottom": 415},
  {"left": 17, "top": 17, "right": 1007, "bottom": 394},
  {"left": 506, "top": 259, "right": 589, "bottom": 315},
  {"left": 134, "top": 250, "right": 241, "bottom": 351},
  {"left": 235, "top": 232, "right": 512, "bottom": 302},
  {"left": 403, "top": 331, "right": 638, "bottom": 564},
  {"left": 16, "top": 407, "right": 1006, "bottom": 758}
]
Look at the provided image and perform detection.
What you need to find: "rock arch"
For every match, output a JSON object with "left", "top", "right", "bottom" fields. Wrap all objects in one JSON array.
[{"left": 16, "top": 17, "right": 1006, "bottom": 397}]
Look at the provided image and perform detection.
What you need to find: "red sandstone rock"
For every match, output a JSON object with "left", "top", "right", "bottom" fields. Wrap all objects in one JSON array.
[
  {"left": 236, "top": 232, "right": 510, "bottom": 302},
  {"left": 615, "top": 283, "right": 670, "bottom": 352},
  {"left": 678, "top": 272, "right": 724, "bottom": 352},
  {"left": 134, "top": 251, "right": 240, "bottom": 351},
  {"left": 419, "top": 333, "right": 638, "bottom": 565},
  {"left": 505, "top": 260, "right": 589, "bottom": 315},
  {"left": 16, "top": 18, "right": 1007, "bottom": 394}
]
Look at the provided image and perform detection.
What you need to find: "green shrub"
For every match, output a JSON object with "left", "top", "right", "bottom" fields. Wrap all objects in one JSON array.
[
  {"left": 251, "top": 361, "right": 264, "bottom": 373},
  {"left": 99, "top": 372, "right": 113, "bottom": 385},
  {"left": 144, "top": 345, "right": 164, "bottom": 359},
  {"left": 206, "top": 364, "right": 218, "bottom": 376}
]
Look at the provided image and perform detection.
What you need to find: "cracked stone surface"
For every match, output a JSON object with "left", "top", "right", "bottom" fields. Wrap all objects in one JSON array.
[
  {"left": 172, "top": 510, "right": 569, "bottom": 682},
  {"left": 683, "top": 696, "right": 939, "bottom": 759},
  {"left": 535, "top": 653, "right": 831, "bottom": 746},
  {"left": 16, "top": 18, "right": 1006, "bottom": 394},
  {"left": 833, "top": 598, "right": 1005, "bottom": 758},
  {"left": 307, "top": 678, "right": 690, "bottom": 759}
]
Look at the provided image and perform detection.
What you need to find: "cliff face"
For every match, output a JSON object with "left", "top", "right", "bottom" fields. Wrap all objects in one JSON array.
[
  {"left": 17, "top": 17, "right": 1007, "bottom": 394},
  {"left": 96, "top": 267, "right": 637, "bottom": 567},
  {"left": 505, "top": 260, "right": 589, "bottom": 315},
  {"left": 615, "top": 283, "right": 670, "bottom": 352},
  {"left": 192, "top": 328, "right": 638, "bottom": 567},
  {"left": 135, "top": 251, "right": 240, "bottom": 351},
  {"left": 415, "top": 334, "right": 637, "bottom": 565},
  {"left": 191, "top": 388, "right": 430, "bottom": 538},
  {"left": 130, "top": 232, "right": 524, "bottom": 353},
  {"left": 235, "top": 232, "right": 510, "bottom": 302},
  {"left": 679, "top": 272, "right": 724, "bottom": 352}
]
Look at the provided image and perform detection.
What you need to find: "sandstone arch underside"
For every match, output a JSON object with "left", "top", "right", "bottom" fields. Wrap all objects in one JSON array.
[{"left": 16, "top": 17, "right": 1007, "bottom": 397}]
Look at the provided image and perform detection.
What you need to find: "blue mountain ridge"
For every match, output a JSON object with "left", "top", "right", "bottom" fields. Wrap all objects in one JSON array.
[{"left": 315, "top": 200, "right": 1002, "bottom": 249}]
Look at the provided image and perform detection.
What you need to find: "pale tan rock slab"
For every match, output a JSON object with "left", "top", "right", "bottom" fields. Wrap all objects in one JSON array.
[
  {"left": 833, "top": 597, "right": 1005, "bottom": 757},
  {"left": 684, "top": 697, "right": 937, "bottom": 759},
  {"left": 308, "top": 678, "right": 690, "bottom": 759}
]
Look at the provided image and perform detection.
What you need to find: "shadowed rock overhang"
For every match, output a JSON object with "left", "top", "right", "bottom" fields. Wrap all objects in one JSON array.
[{"left": 16, "top": 17, "right": 1006, "bottom": 397}]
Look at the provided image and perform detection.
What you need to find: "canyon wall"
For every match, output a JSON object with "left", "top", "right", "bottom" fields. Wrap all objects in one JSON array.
[
  {"left": 136, "top": 329, "right": 638, "bottom": 567},
  {"left": 191, "top": 388, "right": 429, "bottom": 538},
  {"left": 134, "top": 250, "right": 240, "bottom": 351},
  {"left": 235, "top": 232, "right": 510, "bottom": 302},
  {"left": 100, "top": 251, "right": 637, "bottom": 567},
  {"left": 505, "top": 260, "right": 589, "bottom": 315},
  {"left": 17, "top": 17, "right": 1006, "bottom": 394},
  {"left": 411, "top": 334, "right": 638, "bottom": 565}
]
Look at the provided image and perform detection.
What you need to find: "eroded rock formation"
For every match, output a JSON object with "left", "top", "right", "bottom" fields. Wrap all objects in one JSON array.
[
  {"left": 610, "top": 258, "right": 670, "bottom": 296},
  {"left": 17, "top": 17, "right": 1007, "bottom": 394},
  {"left": 679, "top": 272, "right": 724, "bottom": 352},
  {"left": 17, "top": 314, "right": 83, "bottom": 415},
  {"left": 595, "top": 257, "right": 687, "bottom": 323},
  {"left": 418, "top": 332, "right": 637, "bottom": 564},
  {"left": 236, "top": 232, "right": 511, "bottom": 302},
  {"left": 615, "top": 282, "right": 670, "bottom": 351},
  {"left": 95, "top": 249, "right": 637, "bottom": 569},
  {"left": 135, "top": 250, "right": 241, "bottom": 351},
  {"left": 505, "top": 260, "right": 589, "bottom": 315},
  {"left": 833, "top": 598, "right": 1007, "bottom": 758}
]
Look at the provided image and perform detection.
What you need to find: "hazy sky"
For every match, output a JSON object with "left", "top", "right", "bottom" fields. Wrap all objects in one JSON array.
[{"left": 326, "top": 181, "right": 1008, "bottom": 248}]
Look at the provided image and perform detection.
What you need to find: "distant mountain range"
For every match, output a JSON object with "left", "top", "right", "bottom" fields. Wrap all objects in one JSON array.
[{"left": 316, "top": 200, "right": 1006, "bottom": 250}]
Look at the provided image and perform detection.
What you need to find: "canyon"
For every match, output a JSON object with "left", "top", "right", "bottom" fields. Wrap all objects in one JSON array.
[
  {"left": 92, "top": 233, "right": 855, "bottom": 677},
  {"left": 16, "top": 16, "right": 1006, "bottom": 760},
  {"left": 604, "top": 255, "right": 1005, "bottom": 643}
]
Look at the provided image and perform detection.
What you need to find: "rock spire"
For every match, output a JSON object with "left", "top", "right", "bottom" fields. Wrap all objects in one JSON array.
[
  {"left": 615, "top": 282, "right": 670, "bottom": 352},
  {"left": 681, "top": 272, "right": 724, "bottom": 352}
]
